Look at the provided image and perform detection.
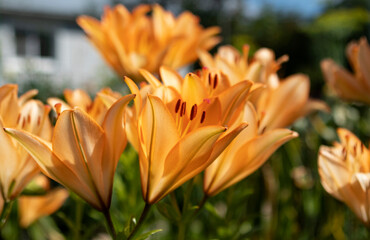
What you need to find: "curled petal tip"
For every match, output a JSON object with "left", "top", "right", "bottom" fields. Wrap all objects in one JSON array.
[
  {"left": 291, "top": 131, "right": 299, "bottom": 137},
  {"left": 241, "top": 122, "right": 249, "bottom": 129}
]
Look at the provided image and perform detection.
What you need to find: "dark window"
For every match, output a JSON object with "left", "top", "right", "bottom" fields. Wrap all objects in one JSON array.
[{"left": 15, "top": 29, "right": 54, "bottom": 57}]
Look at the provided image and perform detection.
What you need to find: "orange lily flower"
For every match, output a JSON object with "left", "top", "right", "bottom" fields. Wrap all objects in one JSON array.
[
  {"left": 204, "top": 102, "right": 298, "bottom": 196},
  {"left": 48, "top": 88, "right": 121, "bottom": 125},
  {"left": 137, "top": 95, "right": 247, "bottom": 204},
  {"left": 18, "top": 175, "right": 69, "bottom": 228},
  {"left": 5, "top": 94, "right": 135, "bottom": 211},
  {"left": 199, "top": 45, "right": 288, "bottom": 86},
  {"left": 0, "top": 84, "right": 52, "bottom": 202},
  {"left": 321, "top": 37, "right": 370, "bottom": 104},
  {"left": 125, "top": 66, "right": 253, "bottom": 151},
  {"left": 200, "top": 45, "right": 328, "bottom": 130},
  {"left": 77, "top": 4, "right": 220, "bottom": 81},
  {"left": 255, "top": 74, "right": 328, "bottom": 131},
  {"left": 319, "top": 128, "right": 370, "bottom": 226}
]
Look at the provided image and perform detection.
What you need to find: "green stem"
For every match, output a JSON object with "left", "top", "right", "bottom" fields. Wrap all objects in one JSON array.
[
  {"left": 177, "top": 221, "right": 186, "bottom": 240},
  {"left": 73, "top": 199, "right": 84, "bottom": 240},
  {"left": 177, "top": 194, "right": 209, "bottom": 240},
  {"left": 170, "top": 192, "right": 181, "bottom": 217},
  {"left": 0, "top": 200, "right": 13, "bottom": 230},
  {"left": 103, "top": 208, "right": 116, "bottom": 239},
  {"left": 182, "top": 179, "right": 195, "bottom": 212},
  {"left": 193, "top": 194, "right": 208, "bottom": 217},
  {"left": 127, "top": 203, "right": 152, "bottom": 240}
]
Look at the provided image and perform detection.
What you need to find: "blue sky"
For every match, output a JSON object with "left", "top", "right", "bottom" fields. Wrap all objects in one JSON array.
[{"left": 244, "top": 0, "right": 326, "bottom": 18}]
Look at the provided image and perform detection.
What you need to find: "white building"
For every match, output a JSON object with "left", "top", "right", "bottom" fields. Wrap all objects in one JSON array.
[{"left": 0, "top": 0, "right": 136, "bottom": 91}]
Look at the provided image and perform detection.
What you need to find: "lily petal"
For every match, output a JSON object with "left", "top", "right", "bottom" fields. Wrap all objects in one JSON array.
[
  {"left": 101, "top": 94, "right": 135, "bottom": 204},
  {"left": 149, "top": 125, "right": 227, "bottom": 203},
  {"left": 139, "top": 95, "right": 179, "bottom": 202},
  {"left": 205, "top": 129, "right": 298, "bottom": 196},
  {"left": 4, "top": 128, "right": 100, "bottom": 209},
  {"left": 19, "top": 187, "right": 69, "bottom": 228}
]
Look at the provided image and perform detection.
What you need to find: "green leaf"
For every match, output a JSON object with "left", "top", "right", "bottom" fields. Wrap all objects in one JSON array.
[
  {"left": 156, "top": 202, "right": 181, "bottom": 222},
  {"left": 135, "top": 229, "right": 162, "bottom": 240},
  {"left": 123, "top": 216, "right": 137, "bottom": 237}
]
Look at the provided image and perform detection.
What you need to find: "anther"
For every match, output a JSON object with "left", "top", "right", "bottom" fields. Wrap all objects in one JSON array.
[
  {"left": 213, "top": 74, "right": 218, "bottom": 89},
  {"left": 180, "top": 102, "right": 186, "bottom": 117},
  {"left": 208, "top": 73, "right": 212, "bottom": 85},
  {"left": 200, "top": 111, "right": 206, "bottom": 124},
  {"left": 190, "top": 104, "right": 198, "bottom": 120},
  {"left": 175, "top": 99, "right": 181, "bottom": 113},
  {"left": 195, "top": 70, "right": 201, "bottom": 77},
  {"left": 55, "top": 103, "right": 62, "bottom": 117},
  {"left": 37, "top": 116, "right": 41, "bottom": 126},
  {"left": 22, "top": 118, "right": 26, "bottom": 128},
  {"left": 261, "top": 126, "right": 267, "bottom": 134},
  {"left": 27, "top": 114, "right": 31, "bottom": 123},
  {"left": 16, "top": 114, "right": 21, "bottom": 124}
]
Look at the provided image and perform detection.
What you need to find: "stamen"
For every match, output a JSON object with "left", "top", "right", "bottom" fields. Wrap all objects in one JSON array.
[
  {"left": 180, "top": 102, "right": 186, "bottom": 117},
  {"left": 213, "top": 74, "right": 218, "bottom": 89},
  {"left": 345, "top": 134, "right": 349, "bottom": 143},
  {"left": 16, "top": 114, "right": 21, "bottom": 124},
  {"left": 208, "top": 73, "right": 212, "bottom": 85},
  {"left": 200, "top": 111, "right": 206, "bottom": 124},
  {"left": 27, "top": 114, "right": 31, "bottom": 123},
  {"left": 175, "top": 99, "right": 181, "bottom": 113},
  {"left": 190, "top": 104, "right": 198, "bottom": 120},
  {"left": 55, "top": 103, "right": 62, "bottom": 117},
  {"left": 261, "top": 126, "right": 267, "bottom": 134},
  {"left": 37, "top": 116, "right": 41, "bottom": 126},
  {"left": 22, "top": 118, "right": 26, "bottom": 128}
]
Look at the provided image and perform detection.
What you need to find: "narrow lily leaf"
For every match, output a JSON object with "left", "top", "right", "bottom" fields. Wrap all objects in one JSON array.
[
  {"left": 156, "top": 202, "right": 181, "bottom": 222},
  {"left": 123, "top": 216, "right": 137, "bottom": 237},
  {"left": 136, "top": 229, "right": 163, "bottom": 240}
]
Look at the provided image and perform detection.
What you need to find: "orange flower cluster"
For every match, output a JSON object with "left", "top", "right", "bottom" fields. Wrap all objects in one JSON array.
[
  {"left": 319, "top": 128, "right": 370, "bottom": 226},
  {"left": 77, "top": 4, "right": 220, "bottom": 81},
  {"left": 3, "top": 3, "right": 355, "bottom": 234},
  {"left": 321, "top": 38, "right": 370, "bottom": 105}
]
